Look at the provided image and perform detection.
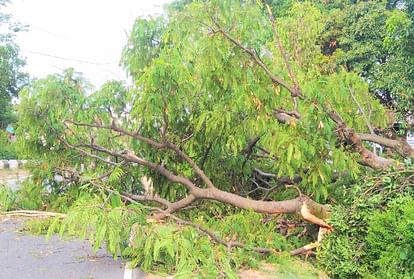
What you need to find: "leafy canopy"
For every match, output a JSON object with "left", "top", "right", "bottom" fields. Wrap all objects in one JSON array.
[
  {"left": 120, "top": 1, "right": 387, "bottom": 200},
  {"left": 0, "top": 0, "right": 27, "bottom": 128},
  {"left": 11, "top": 0, "right": 414, "bottom": 277}
]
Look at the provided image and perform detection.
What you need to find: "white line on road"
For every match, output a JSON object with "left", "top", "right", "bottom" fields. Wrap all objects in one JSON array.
[{"left": 124, "top": 267, "right": 133, "bottom": 279}]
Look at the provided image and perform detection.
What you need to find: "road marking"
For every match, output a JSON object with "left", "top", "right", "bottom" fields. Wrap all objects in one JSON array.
[
  {"left": 124, "top": 262, "right": 135, "bottom": 279},
  {"left": 124, "top": 266, "right": 133, "bottom": 279}
]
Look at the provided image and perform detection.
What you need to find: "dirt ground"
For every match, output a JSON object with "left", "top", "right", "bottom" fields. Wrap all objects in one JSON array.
[{"left": 0, "top": 169, "right": 29, "bottom": 180}]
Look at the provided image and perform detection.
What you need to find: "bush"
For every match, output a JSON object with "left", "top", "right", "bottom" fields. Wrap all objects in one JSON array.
[
  {"left": 0, "top": 131, "right": 17, "bottom": 159},
  {"left": 15, "top": 180, "right": 46, "bottom": 210},
  {"left": 318, "top": 169, "right": 414, "bottom": 278},
  {"left": 366, "top": 196, "right": 414, "bottom": 278},
  {"left": 0, "top": 185, "right": 17, "bottom": 211},
  {"left": 0, "top": 180, "right": 47, "bottom": 211}
]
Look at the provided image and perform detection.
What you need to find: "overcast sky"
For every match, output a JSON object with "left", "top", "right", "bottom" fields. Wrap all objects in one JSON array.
[{"left": 4, "top": 0, "right": 171, "bottom": 89}]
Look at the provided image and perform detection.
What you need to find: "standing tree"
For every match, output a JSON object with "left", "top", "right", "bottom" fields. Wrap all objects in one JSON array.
[
  {"left": 0, "top": 0, "right": 27, "bottom": 128},
  {"left": 319, "top": 0, "right": 414, "bottom": 121}
]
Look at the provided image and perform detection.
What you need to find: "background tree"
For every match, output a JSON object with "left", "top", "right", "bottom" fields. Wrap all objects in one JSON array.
[
  {"left": 0, "top": 0, "right": 28, "bottom": 128},
  {"left": 319, "top": 0, "right": 414, "bottom": 121}
]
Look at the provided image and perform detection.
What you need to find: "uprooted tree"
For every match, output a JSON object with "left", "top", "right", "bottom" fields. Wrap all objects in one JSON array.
[{"left": 14, "top": 0, "right": 414, "bottom": 276}]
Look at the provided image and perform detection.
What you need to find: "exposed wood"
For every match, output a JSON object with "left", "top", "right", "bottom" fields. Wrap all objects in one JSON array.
[
  {"left": 290, "top": 242, "right": 320, "bottom": 256},
  {"left": 300, "top": 200, "right": 332, "bottom": 230}
]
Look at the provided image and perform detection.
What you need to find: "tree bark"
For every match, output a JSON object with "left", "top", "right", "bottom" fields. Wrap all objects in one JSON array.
[
  {"left": 74, "top": 141, "right": 331, "bottom": 228},
  {"left": 347, "top": 131, "right": 394, "bottom": 170},
  {"left": 358, "top": 133, "right": 414, "bottom": 159}
]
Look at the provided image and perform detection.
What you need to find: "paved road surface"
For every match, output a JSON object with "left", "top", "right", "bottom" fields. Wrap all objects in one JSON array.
[
  {"left": 0, "top": 172, "right": 147, "bottom": 279},
  {"left": 0, "top": 171, "right": 30, "bottom": 190},
  {"left": 0, "top": 218, "right": 145, "bottom": 279}
]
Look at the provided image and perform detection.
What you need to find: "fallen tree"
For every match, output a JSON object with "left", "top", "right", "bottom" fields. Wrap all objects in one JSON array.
[{"left": 14, "top": 0, "right": 414, "bottom": 276}]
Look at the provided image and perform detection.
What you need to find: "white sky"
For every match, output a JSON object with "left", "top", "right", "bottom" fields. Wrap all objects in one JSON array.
[{"left": 4, "top": 0, "right": 172, "bottom": 89}]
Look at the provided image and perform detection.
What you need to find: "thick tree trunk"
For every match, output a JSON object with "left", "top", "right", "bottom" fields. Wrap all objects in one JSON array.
[{"left": 190, "top": 187, "right": 331, "bottom": 229}]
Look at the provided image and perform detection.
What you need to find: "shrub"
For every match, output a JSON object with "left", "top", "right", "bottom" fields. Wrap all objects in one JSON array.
[
  {"left": 15, "top": 180, "right": 46, "bottom": 210},
  {"left": 318, "top": 169, "right": 414, "bottom": 278},
  {"left": 366, "top": 196, "right": 414, "bottom": 278},
  {"left": 0, "top": 185, "right": 16, "bottom": 211},
  {"left": 0, "top": 131, "right": 17, "bottom": 159}
]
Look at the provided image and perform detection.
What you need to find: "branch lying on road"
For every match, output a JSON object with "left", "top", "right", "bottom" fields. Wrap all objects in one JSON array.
[
  {"left": 64, "top": 119, "right": 332, "bottom": 229},
  {"left": 75, "top": 141, "right": 332, "bottom": 229},
  {"left": 1, "top": 210, "right": 66, "bottom": 218}
]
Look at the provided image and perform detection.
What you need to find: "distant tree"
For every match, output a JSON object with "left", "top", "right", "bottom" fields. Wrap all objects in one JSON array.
[
  {"left": 0, "top": 0, "right": 28, "bottom": 128},
  {"left": 319, "top": 0, "right": 414, "bottom": 121}
]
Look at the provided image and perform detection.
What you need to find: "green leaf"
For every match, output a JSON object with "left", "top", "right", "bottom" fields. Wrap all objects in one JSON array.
[{"left": 287, "top": 143, "right": 294, "bottom": 164}]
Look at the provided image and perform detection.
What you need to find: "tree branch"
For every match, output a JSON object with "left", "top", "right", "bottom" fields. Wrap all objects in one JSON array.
[
  {"left": 66, "top": 120, "right": 217, "bottom": 189},
  {"left": 348, "top": 86, "right": 375, "bottom": 134},
  {"left": 265, "top": 3, "right": 302, "bottom": 109},
  {"left": 74, "top": 140, "right": 331, "bottom": 228},
  {"left": 209, "top": 11, "right": 400, "bottom": 170},
  {"left": 208, "top": 14, "right": 304, "bottom": 100},
  {"left": 358, "top": 133, "right": 414, "bottom": 158}
]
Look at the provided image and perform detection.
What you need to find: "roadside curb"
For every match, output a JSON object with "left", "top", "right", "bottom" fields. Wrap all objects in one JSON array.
[{"left": 0, "top": 160, "right": 27, "bottom": 170}]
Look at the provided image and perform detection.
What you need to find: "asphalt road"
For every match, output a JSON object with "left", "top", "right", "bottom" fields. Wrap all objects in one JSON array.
[
  {"left": 0, "top": 172, "right": 148, "bottom": 279},
  {"left": 0, "top": 171, "right": 30, "bottom": 190},
  {"left": 0, "top": 218, "right": 145, "bottom": 279}
]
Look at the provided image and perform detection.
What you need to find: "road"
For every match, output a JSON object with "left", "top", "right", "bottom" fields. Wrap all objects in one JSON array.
[
  {"left": 0, "top": 218, "right": 138, "bottom": 279},
  {"left": 0, "top": 171, "right": 148, "bottom": 279},
  {"left": 0, "top": 169, "right": 30, "bottom": 190}
]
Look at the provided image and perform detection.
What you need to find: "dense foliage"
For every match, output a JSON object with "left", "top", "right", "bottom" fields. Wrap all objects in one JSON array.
[
  {"left": 319, "top": 0, "right": 414, "bottom": 120},
  {"left": 1, "top": 0, "right": 413, "bottom": 278},
  {"left": 250, "top": 0, "right": 414, "bottom": 121},
  {"left": 0, "top": 0, "right": 27, "bottom": 128},
  {"left": 0, "top": 130, "right": 17, "bottom": 159},
  {"left": 319, "top": 168, "right": 414, "bottom": 278}
]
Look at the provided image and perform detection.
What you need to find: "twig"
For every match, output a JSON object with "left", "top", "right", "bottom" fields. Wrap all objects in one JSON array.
[
  {"left": 144, "top": 205, "right": 279, "bottom": 255},
  {"left": 289, "top": 242, "right": 320, "bottom": 256},
  {"left": 348, "top": 86, "right": 374, "bottom": 134},
  {"left": 207, "top": 13, "right": 303, "bottom": 100},
  {"left": 265, "top": 3, "right": 302, "bottom": 109}
]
